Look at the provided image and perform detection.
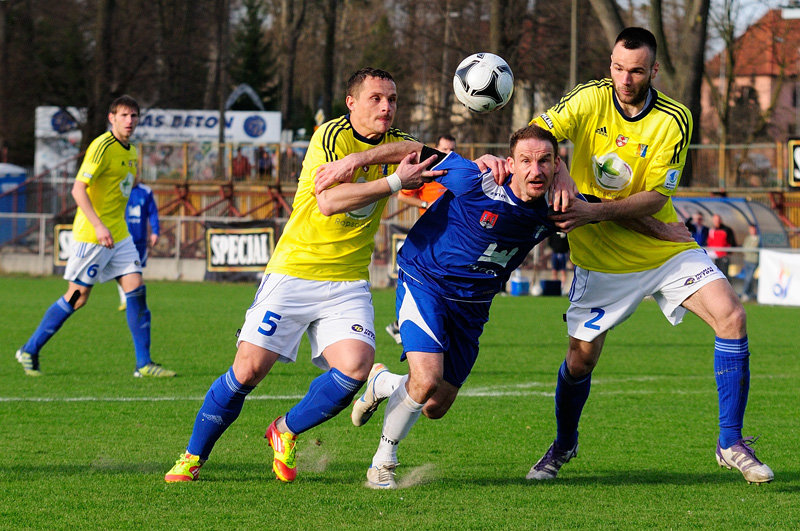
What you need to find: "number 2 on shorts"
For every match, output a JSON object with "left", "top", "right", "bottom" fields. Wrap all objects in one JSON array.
[
  {"left": 258, "top": 310, "right": 282, "bottom": 336},
  {"left": 584, "top": 307, "right": 605, "bottom": 330}
]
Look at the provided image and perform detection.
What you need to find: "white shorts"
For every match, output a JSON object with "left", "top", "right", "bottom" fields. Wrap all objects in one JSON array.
[
  {"left": 567, "top": 248, "right": 726, "bottom": 341},
  {"left": 63, "top": 237, "right": 142, "bottom": 286},
  {"left": 238, "top": 274, "right": 376, "bottom": 369}
]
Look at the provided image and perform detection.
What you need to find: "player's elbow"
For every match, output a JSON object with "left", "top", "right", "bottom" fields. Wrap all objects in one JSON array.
[{"left": 315, "top": 192, "right": 339, "bottom": 217}]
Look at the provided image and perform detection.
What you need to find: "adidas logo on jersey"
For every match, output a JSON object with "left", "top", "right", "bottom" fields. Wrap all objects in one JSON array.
[{"left": 595, "top": 126, "right": 608, "bottom": 137}]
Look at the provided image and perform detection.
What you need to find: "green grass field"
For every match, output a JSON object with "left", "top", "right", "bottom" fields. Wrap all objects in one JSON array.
[{"left": 1, "top": 274, "right": 798, "bottom": 529}]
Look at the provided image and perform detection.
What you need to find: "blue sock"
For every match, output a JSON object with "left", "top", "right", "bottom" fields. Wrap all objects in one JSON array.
[
  {"left": 187, "top": 367, "right": 254, "bottom": 460},
  {"left": 125, "top": 286, "right": 151, "bottom": 369},
  {"left": 554, "top": 360, "right": 591, "bottom": 450},
  {"left": 22, "top": 296, "right": 75, "bottom": 355},
  {"left": 715, "top": 336, "right": 750, "bottom": 448},
  {"left": 284, "top": 368, "right": 365, "bottom": 435}
]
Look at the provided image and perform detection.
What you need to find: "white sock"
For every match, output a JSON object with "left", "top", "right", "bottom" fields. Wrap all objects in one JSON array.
[
  {"left": 117, "top": 283, "right": 126, "bottom": 305},
  {"left": 372, "top": 383, "right": 423, "bottom": 466},
  {"left": 374, "top": 372, "right": 407, "bottom": 399}
]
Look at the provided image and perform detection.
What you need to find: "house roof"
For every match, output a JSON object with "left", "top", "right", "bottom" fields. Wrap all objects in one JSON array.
[{"left": 706, "top": 8, "right": 800, "bottom": 77}]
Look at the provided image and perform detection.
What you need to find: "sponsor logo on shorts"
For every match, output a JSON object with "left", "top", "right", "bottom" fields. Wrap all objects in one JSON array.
[
  {"left": 683, "top": 266, "right": 715, "bottom": 285},
  {"left": 351, "top": 324, "right": 375, "bottom": 340}
]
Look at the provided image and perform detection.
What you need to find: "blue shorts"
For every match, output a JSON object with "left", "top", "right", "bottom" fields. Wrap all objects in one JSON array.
[
  {"left": 395, "top": 270, "right": 490, "bottom": 387},
  {"left": 551, "top": 252, "right": 568, "bottom": 271}
]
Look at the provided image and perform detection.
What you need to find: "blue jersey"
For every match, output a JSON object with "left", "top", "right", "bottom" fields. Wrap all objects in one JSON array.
[
  {"left": 125, "top": 183, "right": 159, "bottom": 247},
  {"left": 398, "top": 152, "right": 556, "bottom": 301}
]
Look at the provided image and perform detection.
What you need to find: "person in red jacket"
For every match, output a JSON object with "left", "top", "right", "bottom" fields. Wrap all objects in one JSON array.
[{"left": 707, "top": 214, "right": 736, "bottom": 277}]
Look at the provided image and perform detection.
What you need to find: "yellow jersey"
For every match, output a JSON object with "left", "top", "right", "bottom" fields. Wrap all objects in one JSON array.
[
  {"left": 532, "top": 79, "right": 698, "bottom": 273},
  {"left": 266, "top": 115, "right": 416, "bottom": 281},
  {"left": 72, "top": 132, "right": 136, "bottom": 244}
]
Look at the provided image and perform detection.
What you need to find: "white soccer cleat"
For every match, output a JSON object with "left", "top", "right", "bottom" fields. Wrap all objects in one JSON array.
[
  {"left": 366, "top": 462, "right": 398, "bottom": 489},
  {"left": 526, "top": 441, "right": 578, "bottom": 480},
  {"left": 716, "top": 437, "right": 774, "bottom": 484},
  {"left": 351, "top": 363, "right": 389, "bottom": 427}
]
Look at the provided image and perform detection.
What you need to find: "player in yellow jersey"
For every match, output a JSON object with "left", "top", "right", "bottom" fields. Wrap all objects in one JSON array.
[
  {"left": 526, "top": 27, "right": 772, "bottom": 484},
  {"left": 165, "top": 67, "right": 441, "bottom": 483},
  {"left": 15, "top": 95, "right": 174, "bottom": 379}
]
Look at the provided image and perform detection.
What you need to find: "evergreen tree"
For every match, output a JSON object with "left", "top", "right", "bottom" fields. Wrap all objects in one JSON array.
[{"left": 229, "top": 0, "right": 279, "bottom": 110}]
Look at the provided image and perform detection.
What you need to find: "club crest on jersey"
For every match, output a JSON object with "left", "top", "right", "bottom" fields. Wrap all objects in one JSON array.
[
  {"left": 479, "top": 211, "right": 498, "bottom": 229},
  {"left": 665, "top": 168, "right": 680, "bottom": 190},
  {"left": 616, "top": 135, "right": 628, "bottom": 147}
]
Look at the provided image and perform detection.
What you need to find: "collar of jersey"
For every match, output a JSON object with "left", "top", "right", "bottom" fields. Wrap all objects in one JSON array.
[
  {"left": 611, "top": 86, "right": 657, "bottom": 123},
  {"left": 345, "top": 114, "right": 385, "bottom": 145}
]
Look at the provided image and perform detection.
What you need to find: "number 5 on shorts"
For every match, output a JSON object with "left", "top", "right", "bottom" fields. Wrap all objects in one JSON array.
[
  {"left": 258, "top": 311, "right": 282, "bottom": 336},
  {"left": 584, "top": 307, "right": 605, "bottom": 330}
]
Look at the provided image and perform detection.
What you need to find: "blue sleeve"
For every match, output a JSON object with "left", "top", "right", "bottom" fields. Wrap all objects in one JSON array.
[
  {"left": 432, "top": 152, "right": 483, "bottom": 196},
  {"left": 146, "top": 190, "right": 160, "bottom": 236}
]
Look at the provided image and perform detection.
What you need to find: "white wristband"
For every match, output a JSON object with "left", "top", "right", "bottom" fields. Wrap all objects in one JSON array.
[{"left": 386, "top": 173, "right": 402, "bottom": 193}]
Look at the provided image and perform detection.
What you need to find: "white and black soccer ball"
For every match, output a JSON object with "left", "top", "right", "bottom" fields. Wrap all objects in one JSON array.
[{"left": 453, "top": 53, "right": 514, "bottom": 114}]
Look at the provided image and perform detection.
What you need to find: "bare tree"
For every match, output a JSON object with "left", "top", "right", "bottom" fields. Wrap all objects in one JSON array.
[
  {"left": 587, "top": 0, "right": 710, "bottom": 145},
  {"left": 279, "top": 0, "right": 307, "bottom": 131}
]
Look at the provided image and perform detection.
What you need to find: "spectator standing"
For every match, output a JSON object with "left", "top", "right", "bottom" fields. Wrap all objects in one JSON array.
[
  {"left": 256, "top": 147, "right": 273, "bottom": 179},
  {"left": 707, "top": 214, "right": 736, "bottom": 277},
  {"left": 739, "top": 223, "right": 760, "bottom": 301},
  {"left": 231, "top": 147, "right": 252, "bottom": 181},
  {"left": 548, "top": 231, "right": 570, "bottom": 291},
  {"left": 685, "top": 212, "right": 709, "bottom": 246}
]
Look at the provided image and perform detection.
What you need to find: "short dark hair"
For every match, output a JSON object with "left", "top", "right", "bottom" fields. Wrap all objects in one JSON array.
[
  {"left": 437, "top": 134, "right": 456, "bottom": 144},
  {"left": 615, "top": 27, "right": 657, "bottom": 65},
  {"left": 109, "top": 95, "right": 139, "bottom": 115},
  {"left": 509, "top": 125, "right": 558, "bottom": 158},
  {"left": 346, "top": 68, "right": 394, "bottom": 98}
]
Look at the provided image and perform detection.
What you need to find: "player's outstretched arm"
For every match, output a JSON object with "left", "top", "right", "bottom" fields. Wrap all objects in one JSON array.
[
  {"left": 314, "top": 140, "right": 423, "bottom": 194},
  {"left": 616, "top": 218, "right": 694, "bottom": 242},
  {"left": 316, "top": 152, "right": 437, "bottom": 216},
  {"left": 550, "top": 190, "right": 667, "bottom": 233}
]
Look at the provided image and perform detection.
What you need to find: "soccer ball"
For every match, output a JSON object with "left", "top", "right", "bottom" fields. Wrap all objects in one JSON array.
[{"left": 453, "top": 53, "right": 514, "bottom": 113}]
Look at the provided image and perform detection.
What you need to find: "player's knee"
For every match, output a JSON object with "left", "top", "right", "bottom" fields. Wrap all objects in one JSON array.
[
  {"left": 718, "top": 304, "right": 747, "bottom": 337},
  {"left": 565, "top": 356, "right": 594, "bottom": 379},
  {"left": 68, "top": 289, "right": 89, "bottom": 310},
  {"left": 409, "top": 372, "right": 441, "bottom": 401}
]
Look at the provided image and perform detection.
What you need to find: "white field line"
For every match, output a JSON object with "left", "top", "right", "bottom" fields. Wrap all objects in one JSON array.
[{"left": 0, "top": 374, "right": 785, "bottom": 403}]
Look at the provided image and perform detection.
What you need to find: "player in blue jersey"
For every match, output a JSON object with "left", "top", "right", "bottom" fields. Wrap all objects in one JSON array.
[
  {"left": 347, "top": 125, "right": 562, "bottom": 488},
  {"left": 117, "top": 181, "right": 160, "bottom": 311}
]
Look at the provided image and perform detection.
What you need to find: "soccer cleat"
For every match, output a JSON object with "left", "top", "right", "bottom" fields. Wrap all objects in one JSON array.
[
  {"left": 716, "top": 437, "right": 774, "bottom": 484},
  {"left": 118, "top": 302, "right": 127, "bottom": 311},
  {"left": 384, "top": 321, "right": 402, "bottom": 344},
  {"left": 165, "top": 452, "right": 205, "bottom": 482},
  {"left": 366, "top": 462, "right": 398, "bottom": 489},
  {"left": 15, "top": 349, "right": 41, "bottom": 376},
  {"left": 266, "top": 418, "right": 297, "bottom": 482},
  {"left": 526, "top": 441, "right": 578, "bottom": 480},
  {"left": 351, "top": 363, "right": 389, "bottom": 427},
  {"left": 133, "top": 362, "right": 176, "bottom": 378}
]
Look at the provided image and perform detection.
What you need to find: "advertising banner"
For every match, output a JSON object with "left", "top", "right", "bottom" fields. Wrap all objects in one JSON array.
[
  {"left": 54, "top": 224, "right": 74, "bottom": 267},
  {"left": 205, "top": 221, "right": 275, "bottom": 276},
  {"left": 757, "top": 249, "right": 800, "bottom": 306}
]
